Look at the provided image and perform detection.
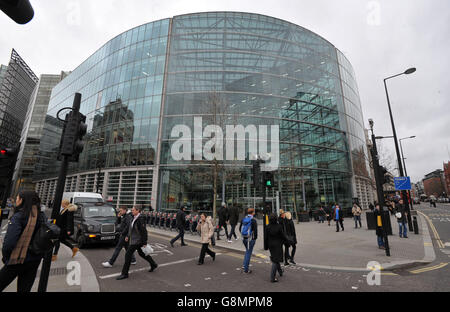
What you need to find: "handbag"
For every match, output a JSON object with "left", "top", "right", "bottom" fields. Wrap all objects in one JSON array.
[
  {"left": 29, "top": 218, "right": 61, "bottom": 255},
  {"left": 395, "top": 212, "right": 402, "bottom": 219},
  {"left": 141, "top": 244, "right": 154, "bottom": 255}
]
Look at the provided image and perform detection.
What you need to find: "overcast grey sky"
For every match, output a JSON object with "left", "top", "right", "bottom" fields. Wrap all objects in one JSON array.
[{"left": 1, "top": 0, "right": 449, "bottom": 182}]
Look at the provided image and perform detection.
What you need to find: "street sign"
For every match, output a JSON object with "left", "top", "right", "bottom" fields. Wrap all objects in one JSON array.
[{"left": 394, "top": 177, "right": 411, "bottom": 190}]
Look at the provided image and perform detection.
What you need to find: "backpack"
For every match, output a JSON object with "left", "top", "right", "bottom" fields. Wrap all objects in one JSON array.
[
  {"left": 29, "top": 216, "right": 61, "bottom": 256},
  {"left": 241, "top": 216, "right": 253, "bottom": 238}
]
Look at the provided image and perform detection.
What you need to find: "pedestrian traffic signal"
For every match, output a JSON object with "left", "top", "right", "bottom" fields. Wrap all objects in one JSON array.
[
  {"left": 252, "top": 160, "right": 261, "bottom": 189},
  {"left": 263, "top": 171, "right": 274, "bottom": 188}
]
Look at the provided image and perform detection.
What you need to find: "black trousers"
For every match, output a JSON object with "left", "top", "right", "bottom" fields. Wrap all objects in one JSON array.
[
  {"left": 0, "top": 261, "right": 41, "bottom": 292},
  {"left": 121, "top": 244, "right": 157, "bottom": 276},
  {"left": 199, "top": 243, "right": 215, "bottom": 263},
  {"left": 217, "top": 224, "right": 228, "bottom": 239},
  {"left": 228, "top": 224, "right": 237, "bottom": 240},
  {"left": 270, "top": 261, "right": 283, "bottom": 281},
  {"left": 283, "top": 244, "right": 290, "bottom": 263},
  {"left": 335, "top": 219, "right": 344, "bottom": 231},
  {"left": 170, "top": 227, "right": 185, "bottom": 245},
  {"left": 109, "top": 236, "right": 136, "bottom": 265},
  {"left": 54, "top": 232, "right": 74, "bottom": 255}
]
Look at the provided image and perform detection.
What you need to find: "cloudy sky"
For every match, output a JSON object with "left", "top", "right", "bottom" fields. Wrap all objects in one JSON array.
[{"left": 1, "top": 0, "right": 449, "bottom": 182}]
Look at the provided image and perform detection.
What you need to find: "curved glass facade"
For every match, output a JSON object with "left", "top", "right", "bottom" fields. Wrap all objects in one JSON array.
[{"left": 35, "top": 12, "right": 370, "bottom": 212}]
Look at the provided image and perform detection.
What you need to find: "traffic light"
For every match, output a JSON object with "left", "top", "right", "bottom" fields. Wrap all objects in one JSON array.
[
  {"left": 0, "top": 0, "right": 34, "bottom": 24},
  {"left": 379, "top": 166, "right": 389, "bottom": 184},
  {"left": 0, "top": 147, "right": 18, "bottom": 164},
  {"left": 58, "top": 110, "right": 87, "bottom": 162},
  {"left": 263, "top": 171, "right": 274, "bottom": 188},
  {"left": 252, "top": 161, "right": 261, "bottom": 189}
]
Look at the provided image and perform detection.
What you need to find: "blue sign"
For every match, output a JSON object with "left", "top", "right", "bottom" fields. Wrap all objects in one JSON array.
[{"left": 394, "top": 177, "right": 411, "bottom": 190}]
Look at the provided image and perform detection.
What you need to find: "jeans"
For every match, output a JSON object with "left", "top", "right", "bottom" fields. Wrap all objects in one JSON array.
[
  {"left": 199, "top": 243, "right": 215, "bottom": 263},
  {"left": 377, "top": 235, "right": 385, "bottom": 247},
  {"left": 121, "top": 244, "right": 157, "bottom": 276},
  {"left": 335, "top": 219, "right": 344, "bottom": 231},
  {"left": 270, "top": 261, "right": 283, "bottom": 281},
  {"left": 170, "top": 227, "right": 185, "bottom": 245},
  {"left": 242, "top": 238, "right": 256, "bottom": 272},
  {"left": 217, "top": 224, "right": 229, "bottom": 240},
  {"left": 398, "top": 222, "right": 408, "bottom": 237},
  {"left": 318, "top": 216, "right": 324, "bottom": 223},
  {"left": 109, "top": 236, "right": 136, "bottom": 265},
  {"left": 354, "top": 215, "right": 362, "bottom": 228},
  {"left": 0, "top": 261, "right": 41, "bottom": 292}
]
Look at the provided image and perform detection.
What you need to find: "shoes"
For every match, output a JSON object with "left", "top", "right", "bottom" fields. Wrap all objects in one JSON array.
[
  {"left": 102, "top": 262, "right": 113, "bottom": 268},
  {"left": 149, "top": 264, "right": 158, "bottom": 272},
  {"left": 279, "top": 270, "right": 284, "bottom": 277},
  {"left": 284, "top": 262, "right": 290, "bottom": 266},
  {"left": 131, "top": 261, "right": 137, "bottom": 265},
  {"left": 51, "top": 255, "right": 57, "bottom": 262},
  {"left": 181, "top": 243, "right": 188, "bottom": 246},
  {"left": 227, "top": 239, "right": 232, "bottom": 243},
  {"left": 289, "top": 260, "right": 296, "bottom": 265},
  {"left": 243, "top": 270, "right": 252, "bottom": 274},
  {"left": 271, "top": 278, "right": 279, "bottom": 283},
  {"left": 72, "top": 247, "right": 79, "bottom": 258},
  {"left": 212, "top": 254, "right": 216, "bottom": 261},
  {"left": 399, "top": 234, "right": 402, "bottom": 238},
  {"left": 170, "top": 241, "right": 174, "bottom": 248},
  {"left": 235, "top": 237, "right": 239, "bottom": 241},
  {"left": 216, "top": 238, "right": 221, "bottom": 241},
  {"left": 197, "top": 262, "right": 204, "bottom": 265},
  {"left": 116, "top": 274, "right": 128, "bottom": 280},
  {"left": 404, "top": 236, "right": 408, "bottom": 238},
  {"left": 336, "top": 230, "right": 339, "bottom": 232}
]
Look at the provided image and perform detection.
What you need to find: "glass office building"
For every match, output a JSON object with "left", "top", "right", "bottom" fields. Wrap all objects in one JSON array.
[{"left": 34, "top": 12, "right": 371, "bottom": 213}]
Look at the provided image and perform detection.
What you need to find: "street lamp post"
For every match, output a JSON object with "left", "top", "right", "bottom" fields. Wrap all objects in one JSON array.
[
  {"left": 383, "top": 67, "right": 416, "bottom": 232},
  {"left": 400, "top": 136, "right": 416, "bottom": 209}
]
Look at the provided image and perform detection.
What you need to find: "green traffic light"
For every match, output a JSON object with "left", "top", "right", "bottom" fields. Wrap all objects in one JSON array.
[{"left": 266, "top": 180, "right": 272, "bottom": 186}]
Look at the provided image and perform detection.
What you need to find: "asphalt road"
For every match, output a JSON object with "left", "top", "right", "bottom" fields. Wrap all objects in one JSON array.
[{"left": 79, "top": 216, "right": 450, "bottom": 292}]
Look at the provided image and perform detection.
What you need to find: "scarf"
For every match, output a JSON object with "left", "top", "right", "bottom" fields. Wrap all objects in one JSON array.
[{"left": 8, "top": 205, "right": 39, "bottom": 265}]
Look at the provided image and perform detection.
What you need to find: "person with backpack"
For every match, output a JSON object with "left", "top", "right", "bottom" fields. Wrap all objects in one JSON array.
[
  {"left": 0, "top": 191, "right": 46, "bottom": 292},
  {"left": 239, "top": 208, "right": 258, "bottom": 274}
]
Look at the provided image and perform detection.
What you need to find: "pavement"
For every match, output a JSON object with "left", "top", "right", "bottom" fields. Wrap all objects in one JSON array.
[
  {"left": 0, "top": 208, "right": 436, "bottom": 292},
  {"left": 149, "top": 211, "right": 435, "bottom": 272}
]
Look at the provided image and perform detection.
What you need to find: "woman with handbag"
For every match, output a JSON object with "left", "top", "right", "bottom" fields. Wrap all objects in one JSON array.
[
  {"left": 196, "top": 213, "right": 216, "bottom": 265},
  {"left": 285, "top": 212, "right": 297, "bottom": 265},
  {"left": 0, "top": 190, "right": 46, "bottom": 292}
]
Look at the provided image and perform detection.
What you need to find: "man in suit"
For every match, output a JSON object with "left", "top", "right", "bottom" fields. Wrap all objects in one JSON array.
[
  {"left": 117, "top": 205, "right": 158, "bottom": 280},
  {"left": 170, "top": 206, "right": 188, "bottom": 247}
]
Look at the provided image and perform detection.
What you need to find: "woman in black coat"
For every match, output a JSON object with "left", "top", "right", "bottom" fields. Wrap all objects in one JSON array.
[
  {"left": 264, "top": 213, "right": 288, "bottom": 283},
  {"left": 284, "top": 212, "right": 297, "bottom": 264},
  {"left": 53, "top": 199, "right": 78, "bottom": 260},
  {"left": 0, "top": 191, "right": 45, "bottom": 292}
]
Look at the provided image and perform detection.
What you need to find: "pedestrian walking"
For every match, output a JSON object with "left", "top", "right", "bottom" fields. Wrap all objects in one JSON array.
[
  {"left": 116, "top": 205, "right": 157, "bottom": 280},
  {"left": 227, "top": 204, "right": 240, "bottom": 242},
  {"left": 352, "top": 203, "right": 362, "bottom": 228},
  {"left": 170, "top": 206, "right": 188, "bottom": 247},
  {"left": 53, "top": 199, "right": 78, "bottom": 261},
  {"left": 333, "top": 204, "right": 344, "bottom": 232},
  {"left": 216, "top": 202, "right": 229, "bottom": 241},
  {"left": 284, "top": 212, "right": 297, "bottom": 265},
  {"left": 196, "top": 213, "right": 216, "bottom": 265},
  {"left": 0, "top": 191, "right": 46, "bottom": 292},
  {"left": 264, "top": 213, "right": 288, "bottom": 283},
  {"left": 318, "top": 206, "right": 327, "bottom": 223},
  {"left": 239, "top": 208, "right": 258, "bottom": 274},
  {"left": 102, "top": 206, "right": 136, "bottom": 267},
  {"left": 395, "top": 199, "right": 408, "bottom": 238},
  {"left": 373, "top": 203, "right": 385, "bottom": 249}
]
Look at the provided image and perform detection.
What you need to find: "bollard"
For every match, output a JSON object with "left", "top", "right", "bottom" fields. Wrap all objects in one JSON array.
[{"left": 413, "top": 216, "right": 419, "bottom": 234}]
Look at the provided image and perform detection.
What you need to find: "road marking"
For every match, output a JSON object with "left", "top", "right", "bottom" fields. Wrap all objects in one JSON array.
[
  {"left": 418, "top": 211, "right": 445, "bottom": 249},
  {"left": 380, "top": 272, "right": 398, "bottom": 276},
  {"left": 98, "top": 255, "right": 221, "bottom": 279},
  {"left": 424, "top": 243, "right": 433, "bottom": 246},
  {"left": 410, "top": 262, "right": 448, "bottom": 274},
  {"left": 445, "top": 242, "right": 450, "bottom": 247}
]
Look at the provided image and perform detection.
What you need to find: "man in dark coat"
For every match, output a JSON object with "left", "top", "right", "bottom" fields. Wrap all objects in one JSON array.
[
  {"left": 170, "top": 206, "right": 188, "bottom": 247},
  {"left": 373, "top": 203, "right": 385, "bottom": 249},
  {"left": 332, "top": 204, "right": 344, "bottom": 232},
  {"left": 102, "top": 206, "right": 136, "bottom": 267},
  {"left": 217, "top": 203, "right": 229, "bottom": 241},
  {"left": 117, "top": 206, "right": 157, "bottom": 280},
  {"left": 264, "top": 213, "right": 288, "bottom": 283},
  {"left": 227, "top": 204, "right": 240, "bottom": 242}
]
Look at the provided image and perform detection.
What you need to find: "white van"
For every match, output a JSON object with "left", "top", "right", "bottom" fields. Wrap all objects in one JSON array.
[{"left": 63, "top": 192, "right": 104, "bottom": 205}]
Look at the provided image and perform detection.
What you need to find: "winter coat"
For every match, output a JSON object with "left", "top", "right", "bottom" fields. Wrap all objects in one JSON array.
[
  {"left": 218, "top": 206, "right": 229, "bottom": 226},
  {"left": 127, "top": 214, "right": 148, "bottom": 246},
  {"left": 57, "top": 204, "right": 77, "bottom": 234},
  {"left": 116, "top": 211, "right": 133, "bottom": 237},
  {"left": 284, "top": 218, "right": 297, "bottom": 245},
  {"left": 264, "top": 223, "right": 287, "bottom": 263},
  {"left": 332, "top": 207, "right": 344, "bottom": 221},
  {"left": 176, "top": 209, "right": 186, "bottom": 229},
  {"left": 2, "top": 208, "right": 46, "bottom": 265},
  {"left": 228, "top": 206, "right": 239, "bottom": 226},
  {"left": 196, "top": 216, "right": 214, "bottom": 244},
  {"left": 395, "top": 204, "right": 407, "bottom": 223},
  {"left": 352, "top": 205, "right": 362, "bottom": 217}
]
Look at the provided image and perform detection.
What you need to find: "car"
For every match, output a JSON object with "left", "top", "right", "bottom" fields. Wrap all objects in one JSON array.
[
  {"left": 72, "top": 202, "right": 120, "bottom": 248},
  {"left": 63, "top": 192, "right": 104, "bottom": 205}
]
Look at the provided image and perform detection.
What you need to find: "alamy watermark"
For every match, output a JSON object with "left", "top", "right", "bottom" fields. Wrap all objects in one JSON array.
[
  {"left": 66, "top": 261, "right": 81, "bottom": 286},
  {"left": 366, "top": 261, "right": 381, "bottom": 286},
  {"left": 170, "top": 117, "right": 280, "bottom": 170}
]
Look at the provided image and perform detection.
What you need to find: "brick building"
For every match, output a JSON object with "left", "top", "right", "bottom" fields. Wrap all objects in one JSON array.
[{"left": 423, "top": 169, "right": 446, "bottom": 197}]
